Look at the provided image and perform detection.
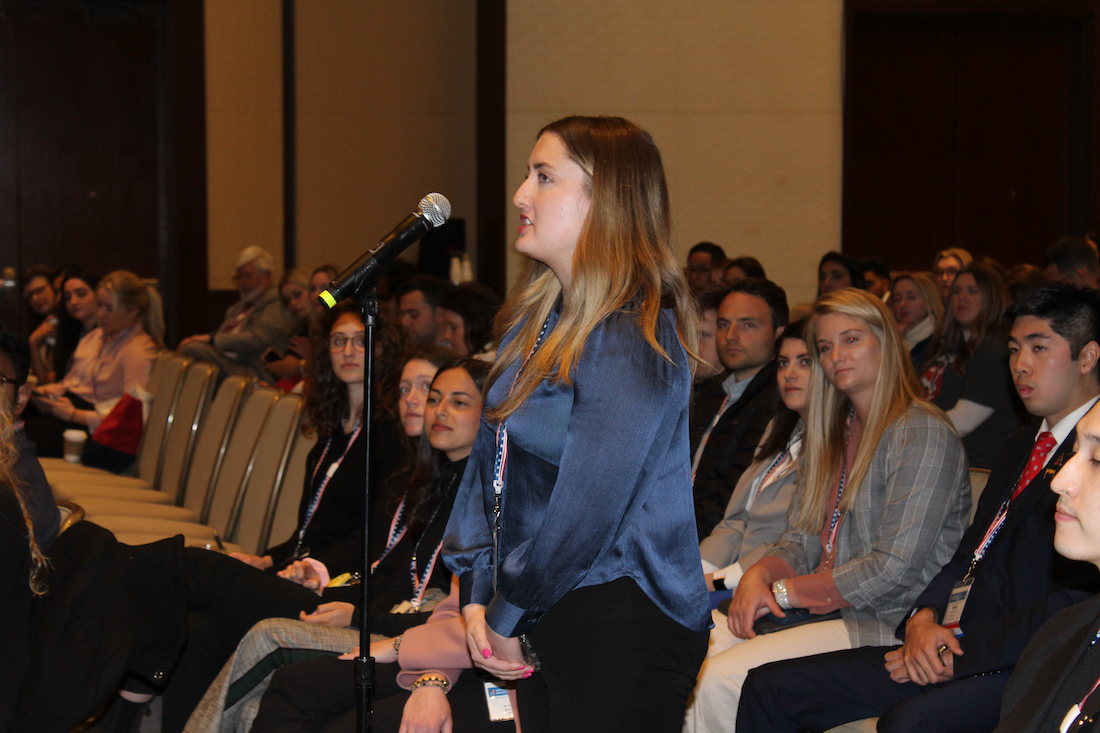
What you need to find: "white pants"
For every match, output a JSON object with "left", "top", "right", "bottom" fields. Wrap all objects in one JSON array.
[{"left": 683, "top": 615, "right": 852, "bottom": 733}]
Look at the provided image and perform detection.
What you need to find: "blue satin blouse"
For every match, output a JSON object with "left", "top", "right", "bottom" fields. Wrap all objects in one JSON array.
[{"left": 442, "top": 301, "right": 711, "bottom": 637}]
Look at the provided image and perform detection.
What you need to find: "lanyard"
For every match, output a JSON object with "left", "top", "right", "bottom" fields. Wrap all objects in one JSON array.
[
  {"left": 744, "top": 446, "right": 791, "bottom": 512},
  {"left": 491, "top": 312, "right": 553, "bottom": 590},
  {"left": 372, "top": 471, "right": 458, "bottom": 608},
  {"left": 820, "top": 410, "right": 855, "bottom": 572},
  {"left": 293, "top": 422, "right": 362, "bottom": 558}
]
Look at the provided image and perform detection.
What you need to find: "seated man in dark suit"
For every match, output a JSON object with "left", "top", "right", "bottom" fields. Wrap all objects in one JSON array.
[
  {"left": 179, "top": 246, "right": 298, "bottom": 382},
  {"left": 993, "top": 399, "right": 1100, "bottom": 732},
  {"left": 691, "top": 278, "right": 788, "bottom": 540},
  {"left": 737, "top": 285, "right": 1100, "bottom": 733}
]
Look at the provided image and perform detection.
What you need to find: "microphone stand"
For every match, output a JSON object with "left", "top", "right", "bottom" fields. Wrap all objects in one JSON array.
[{"left": 352, "top": 285, "right": 377, "bottom": 733}]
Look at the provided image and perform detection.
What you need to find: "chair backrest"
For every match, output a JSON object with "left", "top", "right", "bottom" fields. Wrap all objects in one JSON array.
[
  {"left": 144, "top": 350, "right": 176, "bottom": 397},
  {"left": 203, "top": 386, "right": 280, "bottom": 533},
  {"left": 134, "top": 355, "right": 189, "bottom": 484},
  {"left": 157, "top": 362, "right": 218, "bottom": 505},
  {"left": 265, "top": 430, "right": 315, "bottom": 553},
  {"left": 969, "top": 467, "right": 992, "bottom": 523},
  {"left": 182, "top": 375, "right": 251, "bottom": 519},
  {"left": 55, "top": 500, "right": 85, "bottom": 534},
  {"left": 229, "top": 393, "right": 307, "bottom": 553}
]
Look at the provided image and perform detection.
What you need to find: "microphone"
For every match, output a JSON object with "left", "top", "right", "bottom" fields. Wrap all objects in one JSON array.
[{"left": 319, "top": 193, "right": 452, "bottom": 308}]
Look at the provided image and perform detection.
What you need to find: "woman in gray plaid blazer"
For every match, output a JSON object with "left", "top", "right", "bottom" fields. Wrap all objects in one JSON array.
[{"left": 686, "top": 288, "right": 971, "bottom": 733}]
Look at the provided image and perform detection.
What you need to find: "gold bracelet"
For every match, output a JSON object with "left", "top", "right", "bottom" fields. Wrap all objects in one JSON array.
[{"left": 411, "top": 674, "right": 449, "bottom": 694}]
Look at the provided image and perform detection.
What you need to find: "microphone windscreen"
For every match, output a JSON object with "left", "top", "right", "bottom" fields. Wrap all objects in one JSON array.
[{"left": 419, "top": 193, "right": 452, "bottom": 227}]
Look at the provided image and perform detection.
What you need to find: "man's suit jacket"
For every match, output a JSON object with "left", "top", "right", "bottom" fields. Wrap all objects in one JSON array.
[
  {"left": 692, "top": 361, "right": 779, "bottom": 541},
  {"left": 901, "top": 424, "right": 1100, "bottom": 679},
  {"left": 995, "top": 591, "right": 1100, "bottom": 733},
  {"left": 211, "top": 287, "right": 298, "bottom": 377}
]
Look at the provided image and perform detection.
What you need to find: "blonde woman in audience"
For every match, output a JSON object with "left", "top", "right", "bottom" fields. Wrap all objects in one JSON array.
[
  {"left": 685, "top": 288, "right": 970, "bottom": 732},
  {"left": 25, "top": 269, "right": 161, "bottom": 457},
  {"left": 932, "top": 247, "right": 973, "bottom": 301},
  {"left": 265, "top": 268, "right": 314, "bottom": 385},
  {"left": 891, "top": 271, "right": 943, "bottom": 367},
  {"left": 443, "top": 116, "right": 709, "bottom": 732}
]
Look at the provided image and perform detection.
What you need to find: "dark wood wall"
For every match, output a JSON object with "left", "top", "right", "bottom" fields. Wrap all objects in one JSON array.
[
  {"left": 0, "top": 0, "right": 209, "bottom": 344},
  {"left": 843, "top": 0, "right": 1100, "bottom": 270}
]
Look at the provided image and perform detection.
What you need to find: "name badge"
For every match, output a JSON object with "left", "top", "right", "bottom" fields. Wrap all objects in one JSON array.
[
  {"left": 484, "top": 681, "right": 515, "bottom": 722},
  {"left": 941, "top": 579, "right": 973, "bottom": 638}
]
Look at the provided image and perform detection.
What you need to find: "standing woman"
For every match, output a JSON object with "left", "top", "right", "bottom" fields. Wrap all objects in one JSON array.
[
  {"left": 920, "top": 260, "right": 1025, "bottom": 469},
  {"left": 686, "top": 288, "right": 970, "bottom": 731},
  {"left": 443, "top": 116, "right": 709, "bottom": 731}
]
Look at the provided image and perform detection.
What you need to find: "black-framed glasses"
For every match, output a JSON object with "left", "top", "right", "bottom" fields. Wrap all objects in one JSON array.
[
  {"left": 328, "top": 334, "right": 367, "bottom": 352},
  {"left": 0, "top": 374, "right": 19, "bottom": 388}
]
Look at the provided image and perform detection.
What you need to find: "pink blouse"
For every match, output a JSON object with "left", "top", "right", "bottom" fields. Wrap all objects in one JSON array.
[{"left": 59, "top": 324, "right": 158, "bottom": 404}]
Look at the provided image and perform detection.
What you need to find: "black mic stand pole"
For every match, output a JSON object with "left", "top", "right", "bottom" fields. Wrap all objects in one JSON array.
[{"left": 352, "top": 284, "right": 378, "bottom": 733}]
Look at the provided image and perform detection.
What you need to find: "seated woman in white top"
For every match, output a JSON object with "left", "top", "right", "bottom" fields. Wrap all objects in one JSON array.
[{"left": 25, "top": 270, "right": 162, "bottom": 457}]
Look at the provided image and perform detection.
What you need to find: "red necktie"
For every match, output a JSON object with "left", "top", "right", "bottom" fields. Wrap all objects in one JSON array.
[{"left": 1011, "top": 431, "right": 1057, "bottom": 501}]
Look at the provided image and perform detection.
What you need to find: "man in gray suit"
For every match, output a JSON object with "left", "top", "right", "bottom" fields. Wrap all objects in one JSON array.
[{"left": 179, "top": 246, "right": 298, "bottom": 382}]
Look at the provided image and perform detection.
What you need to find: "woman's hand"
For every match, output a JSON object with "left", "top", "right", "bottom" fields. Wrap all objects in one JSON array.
[
  {"left": 461, "top": 604, "right": 531, "bottom": 680},
  {"left": 266, "top": 355, "right": 303, "bottom": 380},
  {"left": 276, "top": 559, "right": 324, "bottom": 593},
  {"left": 301, "top": 602, "right": 355, "bottom": 628},
  {"left": 229, "top": 552, "right": 274, "bottom": 570},
  {"left": 726, "top": 564, "right": 784, "bottom": 640},
  {"left": 400, "top": 686, "right": 452, "bottom": 733},
  {"left": 32, "top": 393, "right": 79, "bottom": 423}
]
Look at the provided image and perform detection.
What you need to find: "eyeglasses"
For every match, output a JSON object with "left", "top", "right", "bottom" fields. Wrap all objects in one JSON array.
[
  {"left": 24, "top": 284, "right": 50, "bottom": 300},
  {"left": 329, "top": 334, "right": 367, "bottom": 352},
  {"left": 0, "top": 374, "right": 19, "bottom": 388}
]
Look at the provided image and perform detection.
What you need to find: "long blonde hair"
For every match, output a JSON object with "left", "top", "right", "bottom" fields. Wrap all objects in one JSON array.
[
  {"left": 892, "top": 271, "right": 944, "bottom": 325},
  {"left": 793, "top": 289, "right": 943, "bottom": 532},
  {"left": 486, "top": 116, "right": 698, "bottom": 420},
  {"left": 0, "top": 395, "right": 47, "bottom": 596}
]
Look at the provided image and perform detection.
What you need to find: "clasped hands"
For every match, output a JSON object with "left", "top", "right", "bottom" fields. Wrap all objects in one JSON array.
[
  {"left": 461, "top": 604, "right": 533, "bottom": 681},
  {"left": 884, "top": 607, "right": 961, "bottom": 686}
]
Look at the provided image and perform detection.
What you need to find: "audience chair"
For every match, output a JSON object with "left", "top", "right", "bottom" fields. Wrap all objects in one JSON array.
[
  {"left": 55, "top": 500, "right": 85, "bottom": 534},
  {"left": 96, "top": 386, "right": 282, "bottom": 551},
  {"left": 62, "top": 374, "right": 249, "bottom": 512},
  {"left": 262, "top": 430, "right": 315, "bottom": 554}
]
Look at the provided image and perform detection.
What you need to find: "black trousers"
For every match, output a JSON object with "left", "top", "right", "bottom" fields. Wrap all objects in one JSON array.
[
  {"left": 157, "top": 548, "right": 323, "bottom": 733},
  {"left": 515, "top": 577, "right": 709, "bottom": 733},
  {"left": 737, "top": 645, "right": 1011, "bottom": 733},
  {"left": 251, "top": 656, "right": 515, "bottom": 733}
]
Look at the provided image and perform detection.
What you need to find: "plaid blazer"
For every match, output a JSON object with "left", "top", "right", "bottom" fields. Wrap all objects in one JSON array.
[{"left": 766, "top": 404, "right": 971, "bottom": 647}]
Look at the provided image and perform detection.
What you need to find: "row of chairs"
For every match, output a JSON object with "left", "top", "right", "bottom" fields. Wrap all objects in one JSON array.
[{"left": 45, "top": 352, "right": 315, "bottom": 555}]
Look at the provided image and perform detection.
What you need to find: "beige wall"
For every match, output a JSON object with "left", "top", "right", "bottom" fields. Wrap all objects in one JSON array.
[
  {"left": 294, "top": 1, "right": 477, "bottom": 279},
  {"left": 205, "top": 0, "right": 478, "bottom": 289},
  {"left": 506, "top": 0, "right": 844, "bottom": 306},
  {"left": 204, "top": 0, "right": 284, "bottom": 289}
]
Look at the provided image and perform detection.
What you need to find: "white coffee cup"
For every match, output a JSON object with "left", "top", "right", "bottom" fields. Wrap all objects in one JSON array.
[{"left": 62, "top": 429, "right": 87, "bottom": 463}]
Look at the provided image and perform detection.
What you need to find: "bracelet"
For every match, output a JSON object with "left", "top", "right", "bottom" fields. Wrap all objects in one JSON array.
[
  {"left": 772, "top": 579, "right": 791, "bottom": 610},
  {"left": 411, "top": 674, "right": 449, "bottom": 694},
  {"left": 392, "top": 635, "right": 402, "bottom": 657}
]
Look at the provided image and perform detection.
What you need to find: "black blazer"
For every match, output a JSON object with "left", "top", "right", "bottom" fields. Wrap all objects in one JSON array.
[
  {"left": 995, "top": 592, "right": 1100, "bottom": 733},
  {"left": 900, "top": 424, "right": 1100, "bottom": 679},
  {"left": 692, "top": 361, "right": 779, "bottom": 541}
]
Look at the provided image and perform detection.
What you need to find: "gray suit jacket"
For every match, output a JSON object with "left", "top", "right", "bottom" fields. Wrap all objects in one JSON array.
[
  {"left": 211, "top": 287, "right": 297, "bottom": 377},
  {"left": 766, "top": 403, "right": 971, "bottom": 647},
  {"left": 699, "top": 425, "right": 800, "bottom": 572}
]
